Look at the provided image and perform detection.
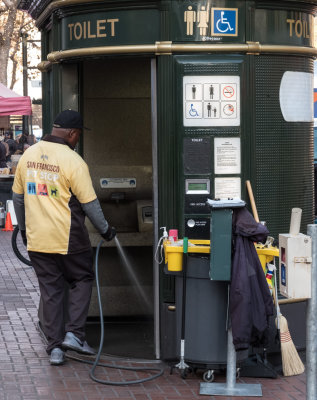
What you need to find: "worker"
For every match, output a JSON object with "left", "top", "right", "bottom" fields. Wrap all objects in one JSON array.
[{"left": 12, "top": 110, "right": 116, "bottom": 366}]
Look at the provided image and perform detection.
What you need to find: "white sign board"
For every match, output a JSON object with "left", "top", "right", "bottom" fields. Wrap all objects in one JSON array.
[
  {"left": 183, "top": 75, "right": 240, "bottom": 127},
  {"left": 214, "top": 137, "right": 241, "bottom": 174},
  {"left": 214, "top": 177, "right": 241, "bottom": 199},
  {"left": 280, "top": 71, "right": 313, "bottom": 122}
]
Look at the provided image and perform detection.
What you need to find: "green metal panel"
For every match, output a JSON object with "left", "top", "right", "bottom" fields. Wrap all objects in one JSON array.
[
  {"left": 45, "top": 0, "right": 315, "bottom": 49},
  {"left": 173, "top": 54, "right": 247, "bottom": 238},
  {"left": 253, "top": 55, "right": 314, "bottom": 239},
  {"left": 210, "top": 208, "right": 232, "bottom": 281},
  {"left": 157, "top": 55, "right": 177, "bottom": 303}
]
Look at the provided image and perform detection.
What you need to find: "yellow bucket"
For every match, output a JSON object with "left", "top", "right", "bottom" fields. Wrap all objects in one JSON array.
[
  {"left": 255, "top": 244, "right": 279, "bottom": 272},
  {"left": 163, "top": 240, "right": 210, "bottom": 271},
  {"left": 163, "top": 240, "right": 279, "bottom": 272}
]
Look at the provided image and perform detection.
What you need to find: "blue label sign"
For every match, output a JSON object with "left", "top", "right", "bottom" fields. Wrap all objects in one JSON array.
[
  {"left": 27, "top": 182, "right": 37, "bottom": 195},
  {"left": 281, "top": 263, "right": 286, "bottom": 286},
  {"left": 212, "top": 8, "right": 238, "bottom": 36}
]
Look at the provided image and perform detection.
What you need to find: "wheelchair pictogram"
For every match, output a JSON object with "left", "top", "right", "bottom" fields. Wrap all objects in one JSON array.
[
  {"left": 189, "top": 103, "right": 199, "bottom": 117},
  {"left": 212, "top": 9, "right": 238, "bottom": 36},
  {"left": 216, "top": 11, "right": 234, "bottom": 33},
  {"left": 185, "top": 101, "right": 202, "bottom": 119}
]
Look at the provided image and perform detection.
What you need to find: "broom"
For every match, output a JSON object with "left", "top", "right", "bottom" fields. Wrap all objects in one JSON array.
[{"left": 246, "top": 180, "right": 305, "bottom": 376}]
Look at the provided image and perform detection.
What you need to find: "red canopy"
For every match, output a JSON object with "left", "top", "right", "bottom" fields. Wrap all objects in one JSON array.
[{"left": 0, "top": 82, "right": 32, "bottom": 116}]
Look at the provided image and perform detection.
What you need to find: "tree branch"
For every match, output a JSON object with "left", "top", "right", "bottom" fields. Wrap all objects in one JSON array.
[{"left": 2, "top": 0, "right": 15, "bottom": 9}]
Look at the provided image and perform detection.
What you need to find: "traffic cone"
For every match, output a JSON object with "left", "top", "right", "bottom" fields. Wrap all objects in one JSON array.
[{"left": 2, "top": 212, "right": 14, "bottom": 231}]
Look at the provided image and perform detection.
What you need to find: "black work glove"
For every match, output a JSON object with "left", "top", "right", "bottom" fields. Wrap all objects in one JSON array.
[
  {"left": 20, "top": 230, "right": 27, "bottom": 246},
  {"left": 101, "top": 226, "right": 116, "bottom": 241}
]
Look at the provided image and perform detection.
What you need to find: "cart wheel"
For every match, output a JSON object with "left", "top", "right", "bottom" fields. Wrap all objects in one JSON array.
[{"left": 203, "top": 370, "right": 215, "bottom": 382}]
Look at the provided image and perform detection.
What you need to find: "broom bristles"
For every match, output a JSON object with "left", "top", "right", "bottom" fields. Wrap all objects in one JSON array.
[{"left": 278, "top": 314, "right": 305, "bottom": 376}]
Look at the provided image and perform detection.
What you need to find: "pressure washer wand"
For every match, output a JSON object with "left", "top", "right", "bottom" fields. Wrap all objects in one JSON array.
[{"left": 174, "top": 237, "right": 190, "bottom": 373}]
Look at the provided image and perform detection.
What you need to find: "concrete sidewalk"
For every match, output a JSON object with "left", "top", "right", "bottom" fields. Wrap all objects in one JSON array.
[{"left": 0, "top": 230, "right": 307, "bottom": 400}]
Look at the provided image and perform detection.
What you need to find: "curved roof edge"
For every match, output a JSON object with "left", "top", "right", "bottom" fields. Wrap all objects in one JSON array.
[{"left": 18, "top": 0, "right": 317, "bottom": 21}]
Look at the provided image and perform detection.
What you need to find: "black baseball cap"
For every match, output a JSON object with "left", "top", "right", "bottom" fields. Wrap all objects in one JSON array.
[{"left": 53, "top": 109, "right": 89, "bottom": 130}]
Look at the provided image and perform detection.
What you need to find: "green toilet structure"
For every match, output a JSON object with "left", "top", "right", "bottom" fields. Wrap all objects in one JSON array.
[{"left": 18, "top": 0, "right": 316, "bottom": 361}]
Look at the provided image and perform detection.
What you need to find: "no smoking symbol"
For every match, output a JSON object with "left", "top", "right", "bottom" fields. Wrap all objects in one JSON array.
[{"left": 223, "top": 86, "right": 234, "bottom": 98}]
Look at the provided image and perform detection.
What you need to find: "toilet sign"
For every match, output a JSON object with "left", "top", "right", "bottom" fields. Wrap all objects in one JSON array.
[{"left": 183, "top": 75, "right": 240, "bottom": 127}]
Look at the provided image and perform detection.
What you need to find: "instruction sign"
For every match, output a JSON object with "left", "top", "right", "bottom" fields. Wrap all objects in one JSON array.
[
  {"left": 214, "top": 177, "right": 241, "bottom": 199},
  {"left": 214, "top": 137, "right": 241, "bottom": 174},
  {"left": 183, "top": 75, "right": 240, "bottom": 127}
]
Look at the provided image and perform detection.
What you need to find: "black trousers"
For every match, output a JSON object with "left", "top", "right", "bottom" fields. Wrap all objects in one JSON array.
[{"left": 28, "top": 249, "right": 94, "bottom": 354}]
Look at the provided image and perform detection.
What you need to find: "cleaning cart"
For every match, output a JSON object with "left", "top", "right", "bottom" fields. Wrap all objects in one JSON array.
[
  {"left": 164, "top": 200, "right": 245, "bottom": 382},
  {"left": 164, "top": 239, "right": 228, "bottom": 381},
  {"left": 164, "top": 200, "right": 277, "bottom": 396}
]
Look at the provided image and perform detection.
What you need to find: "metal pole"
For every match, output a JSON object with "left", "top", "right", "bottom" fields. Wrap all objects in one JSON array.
[
  {"left": 21, "top": 32, "right": 29, "bottom": 136},
  {"left": 226, "top": 328, "right": 236, "bottom": 389},
  {"left": 306, "top": 224, "right": 317, "bottom": 400},
  {"left": 151, "top": 58, "right": 160, "bottom": 360},
  {"left": 200, "top": 323, "right": 262, "bottom": 397}
]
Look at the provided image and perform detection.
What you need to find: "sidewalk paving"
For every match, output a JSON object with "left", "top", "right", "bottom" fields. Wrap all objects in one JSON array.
[{"left": 0, "top": 230, "right": 307, "bottom": 400}]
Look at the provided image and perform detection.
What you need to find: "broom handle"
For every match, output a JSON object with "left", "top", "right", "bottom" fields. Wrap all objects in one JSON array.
[{"left": 246, "top": 180, "right": 260, "bottom": 223}]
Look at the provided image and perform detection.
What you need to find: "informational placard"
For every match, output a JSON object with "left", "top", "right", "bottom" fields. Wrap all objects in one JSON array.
[
  {"left": 214, "top": 177, "right": 241, "bottom": 199},
  {"left": 183, "top": 75, "right": 240, "bottom": 127},
  {"left": 214, "top": 137, "right": 241, "bottom": 174}
]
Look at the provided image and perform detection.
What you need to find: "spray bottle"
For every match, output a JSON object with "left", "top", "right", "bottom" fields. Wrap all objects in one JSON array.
[
  {"left": 168, "top": 229, "right": 178, "bottom": 245},
  {"left": 265, "top": 263, "right": 274, "bottom": 295}
]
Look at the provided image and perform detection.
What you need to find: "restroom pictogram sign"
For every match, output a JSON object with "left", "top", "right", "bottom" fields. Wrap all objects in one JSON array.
[{"left": 183, "top": 76, "right": 240, "bottom": 127}]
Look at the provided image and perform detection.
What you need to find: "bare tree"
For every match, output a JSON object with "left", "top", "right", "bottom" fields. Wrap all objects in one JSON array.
[
  {"left": 0, "top": 0, "right": 38, "bottom": 88},
  {"left": 0, "top": 0, "right": 18, "bottom": 85}
]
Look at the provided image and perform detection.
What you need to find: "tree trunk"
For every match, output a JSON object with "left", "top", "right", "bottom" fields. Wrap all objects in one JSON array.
[{"left": 0, "top": 1, "right": 18, "bottom": 85}]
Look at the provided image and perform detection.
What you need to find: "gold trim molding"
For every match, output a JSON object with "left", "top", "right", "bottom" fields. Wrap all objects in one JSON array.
[{"left": 38, "top": 41, "right": 317, "bottom": 71}]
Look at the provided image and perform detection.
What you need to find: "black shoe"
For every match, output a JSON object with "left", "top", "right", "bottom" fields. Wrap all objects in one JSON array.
[
  {"left": 62, "top": 332, "right": 96, "bottom": 356},
  {"left": 50, "top": 348, "right": 65, "bottom": 365}
]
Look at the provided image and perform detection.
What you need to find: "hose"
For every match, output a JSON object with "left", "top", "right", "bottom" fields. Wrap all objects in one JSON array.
[
  {"left": 11, "top": 226, "right": 32, "bottom": 266},
  {"left": 86, "top": 239, "right": 164, "bottom": 385}
]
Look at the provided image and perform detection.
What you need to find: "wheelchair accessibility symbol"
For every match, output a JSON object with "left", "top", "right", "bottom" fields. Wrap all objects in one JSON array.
[
  {"left": 186, "top": 102, "right": 202, "bottom": 119},
  {"left": 189, "top": 103, "right": 199, "bottom": 117},
  {"left": 212, "top": 8, "right": 238, "bottom": 36}
]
